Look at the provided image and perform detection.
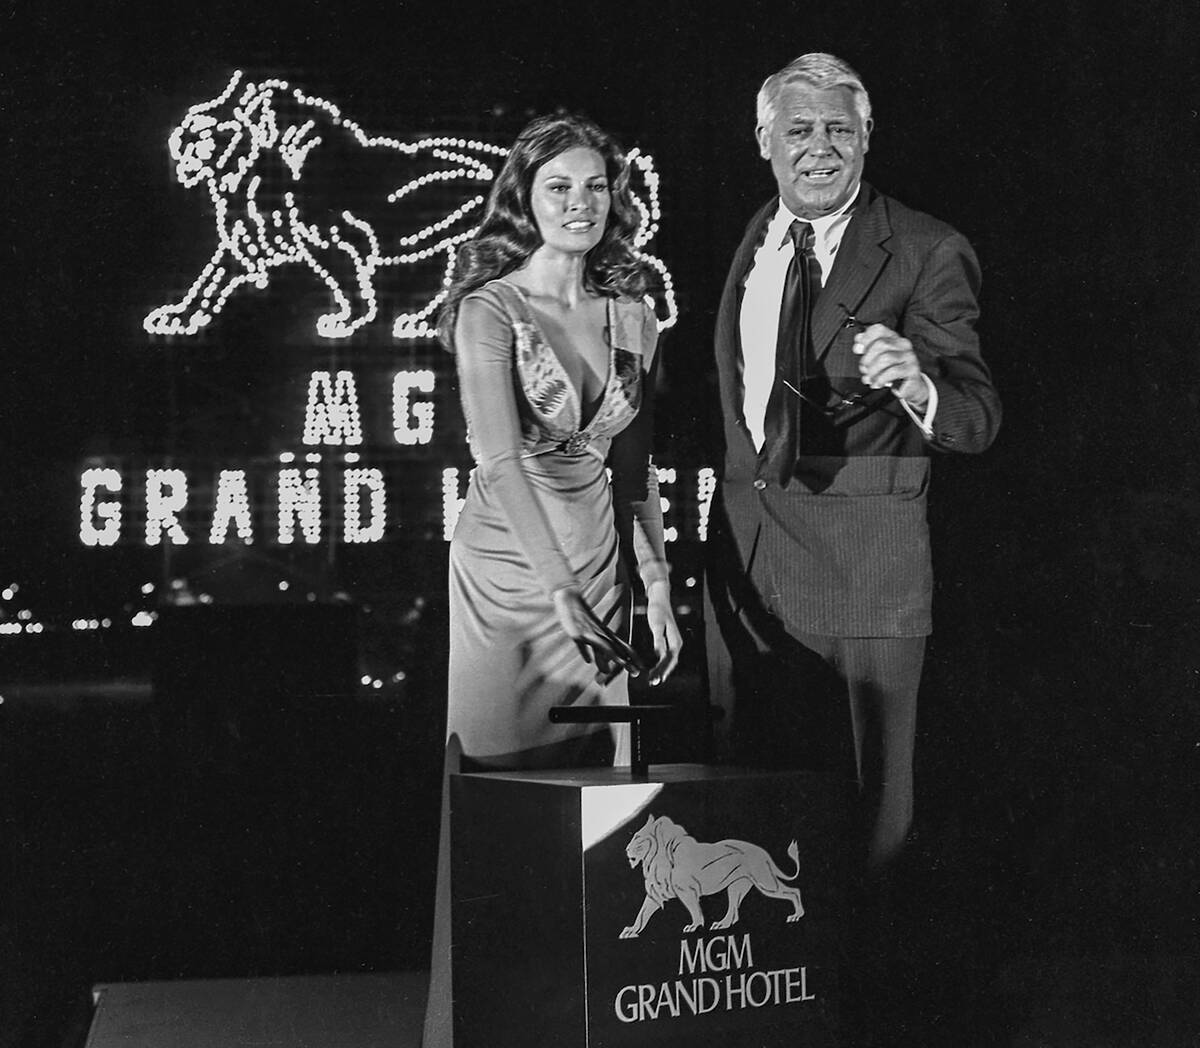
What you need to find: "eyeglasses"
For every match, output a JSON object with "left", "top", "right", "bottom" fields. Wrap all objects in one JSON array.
[
  {"left": 779, "top": 304, "right": 889, "bottom": 424},
  {"left": 782, "top": 377, "right": 881, "bottom": 421}
]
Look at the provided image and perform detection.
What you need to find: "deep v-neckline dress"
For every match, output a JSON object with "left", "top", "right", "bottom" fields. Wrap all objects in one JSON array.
[{"left": 447, "top": 277, "right": 648, "bottom": 766}]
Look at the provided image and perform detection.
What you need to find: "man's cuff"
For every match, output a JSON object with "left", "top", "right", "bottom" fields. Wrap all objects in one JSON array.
[{"left": 899, "top": 373, "right": 938, "bottom": 439}]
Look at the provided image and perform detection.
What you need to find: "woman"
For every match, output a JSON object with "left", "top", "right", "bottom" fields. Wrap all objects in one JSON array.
[{"left": 422, "top": 113, "right": 682, "bottom": 1047}]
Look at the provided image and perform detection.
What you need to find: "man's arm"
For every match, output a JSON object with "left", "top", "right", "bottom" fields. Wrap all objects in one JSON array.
[{"left": 854, "top": 230, "right": 1000, "bottom": 454}]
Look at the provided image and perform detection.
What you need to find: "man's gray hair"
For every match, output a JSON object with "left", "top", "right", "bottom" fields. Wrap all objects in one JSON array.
[{"left": 756, "top": 52, "right": 872, "bottom": 133}]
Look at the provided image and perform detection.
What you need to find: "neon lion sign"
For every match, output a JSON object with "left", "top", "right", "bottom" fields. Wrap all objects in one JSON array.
[{"left": 144, "top": 70, "right": 677, "bottom": 340}]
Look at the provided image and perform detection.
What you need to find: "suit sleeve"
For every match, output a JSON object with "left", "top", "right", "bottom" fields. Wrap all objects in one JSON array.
[
  {"left": 903, "top": 232, "right": 1001, "bottom": 454},
  {"left": 608, "top": 301, "right": 670, "bottom": 593},
  {"left": 454, "top": 292, "right": 577, "bottom": 596}
]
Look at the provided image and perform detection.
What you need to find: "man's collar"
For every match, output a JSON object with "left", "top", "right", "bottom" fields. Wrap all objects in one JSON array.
[{"left": 772, "top": 183, "right": 862, "bottom": 246}]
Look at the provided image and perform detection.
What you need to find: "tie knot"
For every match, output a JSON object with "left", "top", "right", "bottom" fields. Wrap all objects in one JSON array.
[{"left": 789, "top": 219, "right": 815, "bottom": 253}]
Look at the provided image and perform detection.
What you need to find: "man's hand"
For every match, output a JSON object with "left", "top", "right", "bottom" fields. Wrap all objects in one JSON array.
[{"left": 852, "top": 323, "right": 927, "bottom": 408}]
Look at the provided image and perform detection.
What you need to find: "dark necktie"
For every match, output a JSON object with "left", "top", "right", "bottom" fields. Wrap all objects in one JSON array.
[{"left": 760, "top": 219, "right": 821, "bottom": 487}]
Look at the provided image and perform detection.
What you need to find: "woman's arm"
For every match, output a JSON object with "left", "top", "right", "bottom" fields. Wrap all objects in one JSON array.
[
  {"left": 456, "top": 291, "right": 576, "bottom": 594},
  {"left": 607, "top": 302, "right": 682, "bottom": 685}
]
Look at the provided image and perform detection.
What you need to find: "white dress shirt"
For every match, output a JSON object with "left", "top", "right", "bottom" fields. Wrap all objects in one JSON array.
[{"left": 739, "top": 189, "right": 937, "bottom": 450}]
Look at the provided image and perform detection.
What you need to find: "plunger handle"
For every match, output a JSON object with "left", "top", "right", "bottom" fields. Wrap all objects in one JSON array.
[{"left": 547, "top": 704, "right": 677, "bottom": 778}]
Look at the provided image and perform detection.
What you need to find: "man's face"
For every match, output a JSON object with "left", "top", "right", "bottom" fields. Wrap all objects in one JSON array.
[{"left": 757, "top": 83, "right": 871, "bottom": 219}]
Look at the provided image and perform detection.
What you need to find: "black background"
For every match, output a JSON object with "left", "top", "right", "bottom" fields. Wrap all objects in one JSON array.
[{"left": 3, "top": 1, "right": 1200, "bottom": 1045}]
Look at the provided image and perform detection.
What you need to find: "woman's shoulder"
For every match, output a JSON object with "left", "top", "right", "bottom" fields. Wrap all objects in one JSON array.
[
  {"left": 462, "top": 277, "right": 521, "bottom": 305},
  {"left": 453, "top": 282, "right": 529, "bottom": 352},
  {"left": 611, "top": 293, "right": 659, "bottom": 354},
  {"left": 459, "top": 279, "right": 525, "bottom": 322}
]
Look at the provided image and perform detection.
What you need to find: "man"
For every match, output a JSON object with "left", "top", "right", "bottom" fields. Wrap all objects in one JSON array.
[{"left": 706, "top": 53, "right": 1001, "bottom": 871}]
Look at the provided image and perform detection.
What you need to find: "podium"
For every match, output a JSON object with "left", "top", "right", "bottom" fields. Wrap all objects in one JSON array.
[{"left": 451, "top": 763, "right": 849, "bottom": 1047}]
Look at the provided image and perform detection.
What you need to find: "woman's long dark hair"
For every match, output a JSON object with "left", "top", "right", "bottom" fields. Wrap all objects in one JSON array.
[{"left": 437, "top": 112, "right": 656, "bottom": 351}]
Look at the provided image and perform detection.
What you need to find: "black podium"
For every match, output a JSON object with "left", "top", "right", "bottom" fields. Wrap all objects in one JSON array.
[{"left": 451, "top": 763, "right": 850, "bottom": 1048}]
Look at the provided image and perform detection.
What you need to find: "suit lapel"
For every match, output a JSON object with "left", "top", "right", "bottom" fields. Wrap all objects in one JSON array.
[
  {"left": 812, "top": 184, "right": 892, "bottom": 360},
  {"left": 716, "top": 199, "right": 776, "bottom": 424},
  {"left": 734, "top": 199, "right": 777, "bottom": 290}
]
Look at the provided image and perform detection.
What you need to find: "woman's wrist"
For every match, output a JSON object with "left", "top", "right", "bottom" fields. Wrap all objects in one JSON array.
[
  {"left": 645, "top": 576, "right": 672, "bottom": 604},
  {"left": 639, "top": 560, "right": 670, "bottom": 592}
]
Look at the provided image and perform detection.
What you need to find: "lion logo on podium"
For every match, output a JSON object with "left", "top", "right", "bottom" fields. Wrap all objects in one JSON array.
[
  {"left": 144, "top": 70, "right": 674, "bottom": 340},
  {"left": 619, "top": 814, "right": 805, "bottom": 939}
]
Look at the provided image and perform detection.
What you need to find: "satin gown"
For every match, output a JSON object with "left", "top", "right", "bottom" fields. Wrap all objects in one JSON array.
[{"left": 423, "top": 277, "right": 669, "bottom": 1048}]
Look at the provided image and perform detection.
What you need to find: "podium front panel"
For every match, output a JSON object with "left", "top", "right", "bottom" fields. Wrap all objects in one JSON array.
[
  {"left": 452, "top": 764, "right": 849, "bottom": 1048},
  {"left": 451, "top": 777, "right": 587, "bottom": 1047}
]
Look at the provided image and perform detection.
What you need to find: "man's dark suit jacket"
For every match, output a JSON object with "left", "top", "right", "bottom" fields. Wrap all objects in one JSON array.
[{"left": 709, "top": 182, "right": 1001, "bottom": 640}]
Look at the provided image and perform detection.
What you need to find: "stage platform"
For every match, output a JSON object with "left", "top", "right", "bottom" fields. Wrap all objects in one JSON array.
[{"left": 84, "top": 972, "right": 426, "bottom": 1048}]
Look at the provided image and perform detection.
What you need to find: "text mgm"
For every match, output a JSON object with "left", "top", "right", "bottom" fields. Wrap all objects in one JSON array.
[{"left": 613, "top": 933, "right": 814, "bottom": 1024}]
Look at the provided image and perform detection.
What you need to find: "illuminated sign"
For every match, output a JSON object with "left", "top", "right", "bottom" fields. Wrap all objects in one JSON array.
[
  {"left": 79, "top": 72, "right": 694, "bottom": 551},
  {"left": 79, "top": 459, "right": 715, "bottom": 549},
  {"left": 78, "top": 372, "right": 716, "bottom": 547},
  {"left": 143, "top": 70, "right": 677, "bottom": 340}
]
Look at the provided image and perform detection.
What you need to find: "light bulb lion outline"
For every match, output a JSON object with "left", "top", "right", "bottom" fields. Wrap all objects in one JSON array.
[{"left": 144, "top": 70, "right": 677, "bottom": 341}]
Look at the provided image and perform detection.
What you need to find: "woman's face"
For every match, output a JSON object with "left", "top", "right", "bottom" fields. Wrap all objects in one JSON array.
[{"left": 528, "top": 146, "right": 611, "bottom": 255}]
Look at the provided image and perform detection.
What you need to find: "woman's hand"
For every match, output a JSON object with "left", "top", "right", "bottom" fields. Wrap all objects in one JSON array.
[
  {"left": 553, "top": 588, "right": 645, "bottom": 685},
  {"left": 644, "top": 579, "right": 683, "bottom": 687}
]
